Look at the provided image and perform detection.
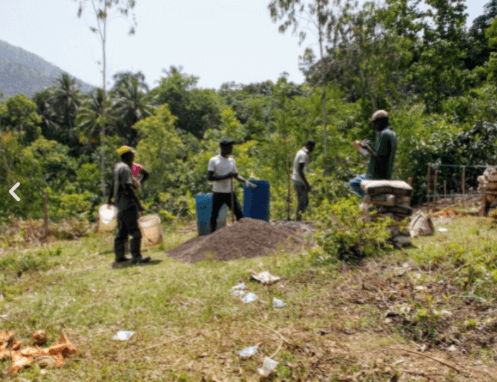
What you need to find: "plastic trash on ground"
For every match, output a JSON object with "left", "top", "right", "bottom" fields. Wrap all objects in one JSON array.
[
  {"left": 112, "top": 331, "right": 134, "bottom": 341},
  {"left": 232, "top": 282, "right": 246, "bottom": 296},
  {"left": 258, "top": 356, "right": 279, "bottom": 376},
  {"left": 273, "top": 298, "right": 286, "bottom": 308},
  {"left": 438, "top": 228, "right": 448, "bottom": 233},
  {"left": 242, "top": 293, "right": 258, "bottom": 303},
  {"left": 237, "top": 345, "right": 258, "bottom": 357},
  {"left": 250, "top": 271, "right": 281, "bottom": 285}
]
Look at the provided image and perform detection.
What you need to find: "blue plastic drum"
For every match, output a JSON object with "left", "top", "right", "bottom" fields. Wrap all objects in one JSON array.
[
  {"left": 243, "top": 180, "right": 270, "bottom": 222},
  {"left": 195, "top": 194, "right": 227, "bottom": 236}
]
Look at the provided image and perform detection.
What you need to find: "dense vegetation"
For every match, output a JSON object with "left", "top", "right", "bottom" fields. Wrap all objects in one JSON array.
[{"left": 2, "top": 0, "right": 497, "bottom": 225}]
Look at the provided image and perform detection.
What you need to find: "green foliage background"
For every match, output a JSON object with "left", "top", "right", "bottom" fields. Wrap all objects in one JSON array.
[{"left": 1, "top": 0, "right": 497, "bottom": 224}]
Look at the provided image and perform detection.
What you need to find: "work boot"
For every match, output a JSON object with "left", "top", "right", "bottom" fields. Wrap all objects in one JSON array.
[
  {"left": 115, "top": 256, "right": 131, "bottom": 263},
  {"left": 131, "top": 256, "right": 151, "bottom": 264}
]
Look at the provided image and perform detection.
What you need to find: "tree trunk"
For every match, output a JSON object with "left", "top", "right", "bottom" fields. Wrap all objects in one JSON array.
[{"left": 318, "top": 3, "right": 328, "bottom": 172}]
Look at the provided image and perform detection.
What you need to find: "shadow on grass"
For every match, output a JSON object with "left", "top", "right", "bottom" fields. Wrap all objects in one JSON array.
[{"left": 111, "top": 259, "right": 163, "bottom": 269}]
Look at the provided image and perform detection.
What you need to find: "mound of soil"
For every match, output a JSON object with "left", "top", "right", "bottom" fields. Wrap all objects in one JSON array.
[{"left": 167, "top": 218, "right": 302, "bottom": 263}]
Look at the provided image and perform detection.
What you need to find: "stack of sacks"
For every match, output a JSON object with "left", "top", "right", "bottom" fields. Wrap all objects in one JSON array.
[
  {"left": 478, "top": 167, "right": 497, "bottom": 202},
  {"left": 361, "top": 180, "right": 414, "bottom": 247}
]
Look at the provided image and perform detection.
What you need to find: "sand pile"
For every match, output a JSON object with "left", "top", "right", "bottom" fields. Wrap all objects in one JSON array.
[{"left": 167, "top": 218, "right": 301, "bottom": 263}]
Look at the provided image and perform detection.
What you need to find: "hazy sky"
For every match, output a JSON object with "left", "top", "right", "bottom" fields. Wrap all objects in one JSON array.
[{"left": 0, "top": 0, "right": 491, "bottom": 91}]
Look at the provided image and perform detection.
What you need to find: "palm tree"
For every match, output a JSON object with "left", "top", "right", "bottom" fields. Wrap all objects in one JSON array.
[
  {"left": 32, "top": 89, "right": 60, "bottom": 140},
  {"left": 75, "top": 88, "right": 113, "bottom": 149},
  {"left": 50, "top": 73, "right": 82, "bottom": 145},
  {"left": 111, "top": 77, "right": 157, "bottom": 146}
]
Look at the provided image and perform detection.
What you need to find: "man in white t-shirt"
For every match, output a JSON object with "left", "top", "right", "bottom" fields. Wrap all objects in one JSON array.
[
  {"left": 292, "top": 139, "right": 315, "bottom": 221},
  {"left": 207, "top": 139, "right": 256, "bottom": 233}
]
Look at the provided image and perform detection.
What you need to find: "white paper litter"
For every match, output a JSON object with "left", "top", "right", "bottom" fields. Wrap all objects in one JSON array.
[
  {"left": 112, "top": 331, "right": 134, "bottom": 341},
  {"left": 251, "top": 271, "right": 281, "bottom": 285},
  {"left": 233, "top": 290, "right": 246, "bottom": 297},
  {"left": 258, "top": 356, "right": 279, "bottom": 376},
  {"left": 438, "top": 228, "right": 448, "bottom": 232},
  {"left": 273, "top": 298, "right": 286, "bottom": 308},
  {"left": 242, "top": 293, "right": 258, "bottom": 303},
  {"left": 237, "top": 345, "right": 258, "bottom": 357}
]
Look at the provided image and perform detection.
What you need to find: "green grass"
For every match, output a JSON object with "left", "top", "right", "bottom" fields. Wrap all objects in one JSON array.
[{"left": 0, "top": 217, "right": 496, "bottom": 381}]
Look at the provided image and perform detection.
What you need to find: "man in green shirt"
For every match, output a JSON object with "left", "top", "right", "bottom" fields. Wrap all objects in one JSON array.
[
  {"left": 350, "top": 110, "right": 397, "bottom": 197},
  {"left": 108, "top": 146, "right": 151, "bottom": 265}
]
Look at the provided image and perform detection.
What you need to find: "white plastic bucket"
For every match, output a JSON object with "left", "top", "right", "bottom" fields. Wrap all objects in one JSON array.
[
  {"left": 99, "top": 204, "right": 118, "bottom": 231},
  {"left": 138, "top": 214, "right": 163, "bottom": 246}
]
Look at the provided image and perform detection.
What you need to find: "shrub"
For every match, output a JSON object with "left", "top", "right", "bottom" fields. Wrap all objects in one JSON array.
[{"left": 310, "top": 197, "right": 392, "bottom": 263}]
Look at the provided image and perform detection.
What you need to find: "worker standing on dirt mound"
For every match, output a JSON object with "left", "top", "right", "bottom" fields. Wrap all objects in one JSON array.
[
  {"left": 108, "top": 146, "right": 151, "bottom": 264},
  {"left": 208, "top": 139, "right": 256, "bottom": 234},
  {"left": 292, "top": 139, "right": 316, "bottom": 221},
  {"left": 349, "top": 110, "right": 398, "bottom": 197}
]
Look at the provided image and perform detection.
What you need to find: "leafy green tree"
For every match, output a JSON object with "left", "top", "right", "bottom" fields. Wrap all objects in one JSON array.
[
  {"left": 134, "top": 104, "right": 185, "bottom": 201},
  {"left": 152, "top": 66, "right": 223, "bottom": 138},
  {"left": 465, "top": 0, "right": 497, "bottom": 70},
  {"left": 268, "top": 0, "right": 353, "bottom": 162},
  {"left": 407, "top": 0, "right": 469, "bottom": 113},
  {"left": 0, "top": 94, "right": 41, "bottom": 145}
]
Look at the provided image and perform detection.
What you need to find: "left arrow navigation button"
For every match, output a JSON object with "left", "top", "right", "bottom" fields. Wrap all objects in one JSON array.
[{"left": 9, "top": 182, "right": 20, "bottom": 201}]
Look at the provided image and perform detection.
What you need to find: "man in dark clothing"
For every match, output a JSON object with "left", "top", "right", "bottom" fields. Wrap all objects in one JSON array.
[
  {"left": 108, "top": 146, "right": 151, "bottom": 264},
  {"left": 207, "top": 139, "right": 256, "bottom": 234},
  {"left": 350, "top": 110, "right": 398, "bottom": 197}
]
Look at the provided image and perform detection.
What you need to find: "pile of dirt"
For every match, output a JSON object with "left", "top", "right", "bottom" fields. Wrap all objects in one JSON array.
[{"left": 167, "top": 218, "right": 302, "bottom": 263}]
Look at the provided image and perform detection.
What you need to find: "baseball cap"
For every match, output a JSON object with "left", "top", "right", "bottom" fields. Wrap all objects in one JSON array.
[
  {"left": 219, "top": 139, "right": 236, "bottom": 147},
  {"left": 369, "top": 110, "right": 389, "bottom": 123},
  {"left": 116, "top": 145, "right": 136, "bottom": 156}
]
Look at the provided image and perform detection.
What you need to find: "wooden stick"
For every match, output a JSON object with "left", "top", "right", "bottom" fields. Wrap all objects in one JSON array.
[
  {"left": 433, "top": 165, "right": 438, "bottom": 209},
  {"left": 43, "top": 191, "right": 49, "bottom": 238},
  {"left": 287, "top": 160, "right": 291, "bottom": 221},
  {"left": 230, "top": 176, "right": 235, "bottom": 224},
  {"left": 391, "top": 347, "right": 465, "bottom": 374},
  {"left": 247, "top": 318, "right": 290, "bottom": 344},
  {"left": 133, "top": 334, "right": 194, "bottom": 354},
  {"left": 462, "top": 166, "right": 466, "bottom": 209},
  {"left": 427, "top": 166, "right": 431, "bottom": 208},
  {"left": 444, "top": 180, "right": 447, "bottom": 199}
]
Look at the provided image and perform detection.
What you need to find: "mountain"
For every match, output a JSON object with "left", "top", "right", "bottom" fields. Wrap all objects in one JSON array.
[{"left": 0, "top": 39, "right": 95, "bottom": 99}]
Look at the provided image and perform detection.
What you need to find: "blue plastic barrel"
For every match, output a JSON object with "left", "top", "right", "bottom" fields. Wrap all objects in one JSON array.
[
  {"left": 195, "top": 194, "right": 227, "bottom": 236},
  {"left": 243, "top": 180, "right": 270, "bottom": 222}
]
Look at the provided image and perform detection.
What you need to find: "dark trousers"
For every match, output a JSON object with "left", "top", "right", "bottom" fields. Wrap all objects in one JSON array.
[
  {"left": 293, "top": 181, "right": 309, "bottom": 221},
  {"left": 114, "top": 206, "right": 142, "bottom": 261},
  {"left": 210, "top": 192, "right": 243, "bottom": 233}
]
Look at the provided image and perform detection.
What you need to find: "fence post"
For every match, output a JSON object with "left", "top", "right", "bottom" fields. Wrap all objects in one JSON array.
[{"left": 444, "top": 180, "right": 447, "bottom": 199}]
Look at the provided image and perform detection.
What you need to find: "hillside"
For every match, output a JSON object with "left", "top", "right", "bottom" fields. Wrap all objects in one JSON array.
[{"left": 0, "top": 39, "right": 94, "bottom": 98}]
